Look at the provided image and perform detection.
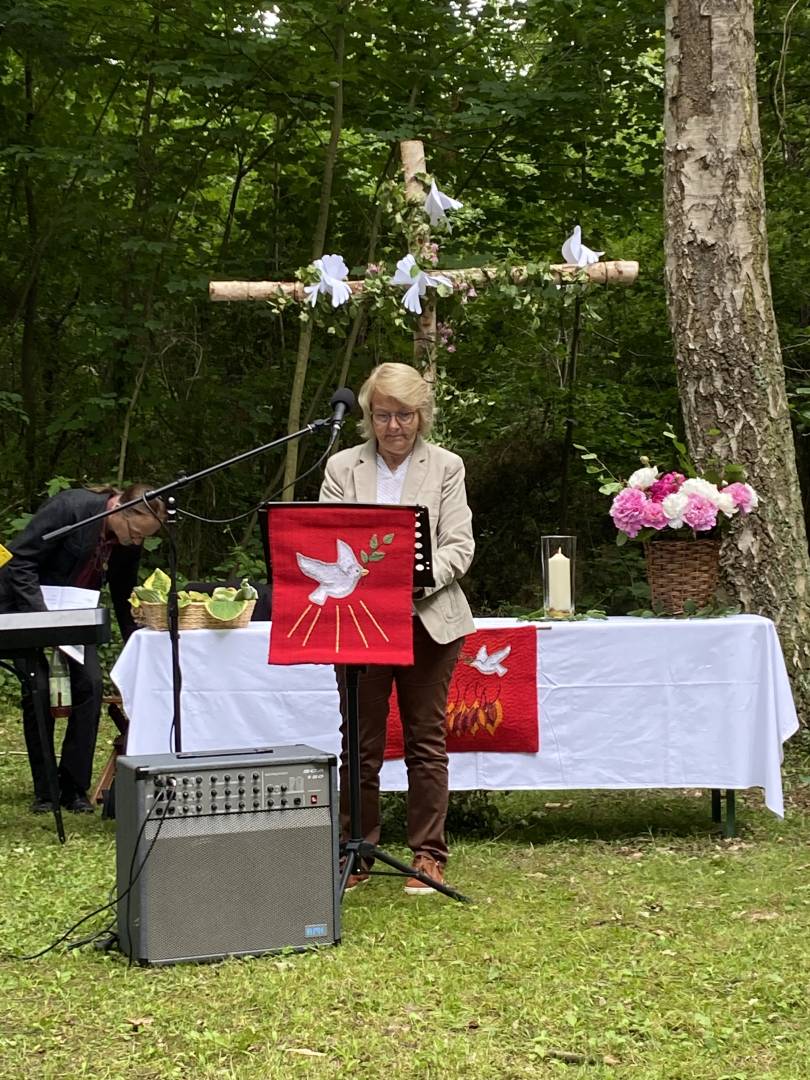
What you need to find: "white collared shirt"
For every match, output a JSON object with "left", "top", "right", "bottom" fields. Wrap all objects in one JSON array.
[{"left": 376, "top": 452, "right": 412, "bottom": 504}]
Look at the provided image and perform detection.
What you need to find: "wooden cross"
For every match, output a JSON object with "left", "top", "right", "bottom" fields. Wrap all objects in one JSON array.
[
  {"left": 208, "top": 139, "right": 639, "bottom": 503},
  {"left": 210, "top": 139, "right": 638, "bottom": 376}
]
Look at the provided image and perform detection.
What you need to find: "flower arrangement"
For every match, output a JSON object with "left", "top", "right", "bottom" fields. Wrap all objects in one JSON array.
[{"left": 609, "top": 465, "right": 759, "bottom": 544}]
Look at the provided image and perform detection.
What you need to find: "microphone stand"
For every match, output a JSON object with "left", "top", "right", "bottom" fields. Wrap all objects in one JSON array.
[{"left": 43, "top": 417, "right": 340, "bottom": 753}]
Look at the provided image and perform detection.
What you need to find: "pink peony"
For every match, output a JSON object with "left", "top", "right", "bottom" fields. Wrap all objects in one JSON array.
[
  {"left": 641, "top": 500, "right": 668, "bottom": 531},
  {"left": 648, "top": 471, "right": 685, "bottom": 503},
  {"left": 722, "top": 482, "right": 758, "bottom": 514},
  {"left": 682, "top": 493, "right": 718, "bottom": 531},
  {"left": 610, "top": 487, "right": 649, "bottom": 538}
]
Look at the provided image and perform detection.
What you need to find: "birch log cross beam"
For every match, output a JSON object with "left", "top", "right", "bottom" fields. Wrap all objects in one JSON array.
[{"left": 208, "top": 139, "right": 640, "bottom": 373}]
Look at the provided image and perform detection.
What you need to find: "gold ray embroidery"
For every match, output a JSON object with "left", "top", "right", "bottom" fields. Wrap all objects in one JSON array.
[
  {"left": 359, "top": 600, "right": 389, "bottom": 642},
  {"left": 302, "top": 606, "right": 322, "bottom": 647},
  {"left": 347, "top": 604, "right": 368, "bottom": 648},
  {"left": 287, "top": 603, "right": 313, "bottom": 638}
]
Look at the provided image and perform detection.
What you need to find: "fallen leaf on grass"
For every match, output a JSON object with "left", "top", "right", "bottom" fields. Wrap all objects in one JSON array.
[
  {"left": 126, "top": 1017, "right": 154, "bottom": 1033},
  {"left": 745, "top": 911, "right": 780, "bottom": 922},
  {"left": 283, "top": 1048, "right": 327, "bottom": 1057}
]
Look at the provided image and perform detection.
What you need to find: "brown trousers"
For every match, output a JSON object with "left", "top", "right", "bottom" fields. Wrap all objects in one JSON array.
[{"left": 336, "top": 618, "right": 463, "bottom": 867}]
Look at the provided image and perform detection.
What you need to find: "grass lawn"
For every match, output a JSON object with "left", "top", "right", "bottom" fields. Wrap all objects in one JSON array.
[{"left": 1, "top": 706, "right": 809, "bottom": 1080}]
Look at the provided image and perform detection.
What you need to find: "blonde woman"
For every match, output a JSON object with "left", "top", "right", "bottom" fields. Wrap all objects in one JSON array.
[{"left": 320, "top": 362, "right": 475, "bottom": 893}]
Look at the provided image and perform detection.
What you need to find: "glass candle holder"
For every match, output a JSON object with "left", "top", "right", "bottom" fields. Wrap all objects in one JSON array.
[{"left": 541, "top": 535, "right": 576, "bottom": 617}]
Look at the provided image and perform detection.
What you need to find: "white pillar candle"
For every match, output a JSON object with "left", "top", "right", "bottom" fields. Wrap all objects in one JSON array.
[{"left": 547, "top": 548, "right": 572, "bottom": 611}]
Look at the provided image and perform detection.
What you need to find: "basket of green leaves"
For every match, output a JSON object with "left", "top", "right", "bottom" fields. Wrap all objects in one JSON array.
[{"left": 130, "top": 569, "right": 258, "bottom": 630}]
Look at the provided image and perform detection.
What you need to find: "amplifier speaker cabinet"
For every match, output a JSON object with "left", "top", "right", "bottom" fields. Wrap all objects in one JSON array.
[{"left": 115, "top": 745, "right": 340, "bottom": 965}]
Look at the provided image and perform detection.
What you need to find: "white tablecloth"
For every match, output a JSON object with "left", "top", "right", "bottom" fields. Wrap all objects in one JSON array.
[{"left": 111, "top": 615, "right": 799, "bottom": 816}]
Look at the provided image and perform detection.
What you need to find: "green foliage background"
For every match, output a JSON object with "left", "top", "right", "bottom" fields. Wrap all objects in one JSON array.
[{"left": 1, "top": 0, "right": 808, "bottom": 613}]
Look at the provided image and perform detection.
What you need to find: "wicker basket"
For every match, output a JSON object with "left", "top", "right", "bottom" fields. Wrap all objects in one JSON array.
[
  {"left": 135, "top": 599, "right": 256, "bottom": 631},
  {"left": 643, "top": 539, "right": 720, "bottom": 614}
]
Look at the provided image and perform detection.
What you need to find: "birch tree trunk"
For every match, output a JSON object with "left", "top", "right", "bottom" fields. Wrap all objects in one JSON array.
[
  {"left": 664, "top": 0, "right": 810, "bottom": 715},
  {"left": 280, "top": 15, "right": 345, "bottom": 501}
]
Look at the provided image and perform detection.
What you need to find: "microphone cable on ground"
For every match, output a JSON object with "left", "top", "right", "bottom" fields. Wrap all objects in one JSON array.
[{"left": 5, "top": 785, "right": 175, "bottom": 964}]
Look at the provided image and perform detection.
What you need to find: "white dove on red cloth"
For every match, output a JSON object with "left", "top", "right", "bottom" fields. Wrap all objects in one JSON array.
[
  {"left": 296, "top": 539, "right": 368, "bottom": 605},
  {"left": 389, "top": 253, "right": 452, "bottom": 315},
  {"left": 303, "top": 253, "right": 352, "bottom": 308},
  {"left": 561, "top": 225, "right": 604, "bottom": 267},
  {"left": 471, "top": 642, "right": 512, "bottom": 676}
]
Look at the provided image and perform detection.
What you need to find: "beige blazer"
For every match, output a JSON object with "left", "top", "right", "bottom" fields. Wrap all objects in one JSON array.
[{"left": 320, "top": 435, "right": 475, "bottom": 644}]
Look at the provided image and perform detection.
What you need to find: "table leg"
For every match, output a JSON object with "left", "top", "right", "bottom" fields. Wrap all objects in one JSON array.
[
  {"left": 724, "top": 790, "right": 736, "bottom": 838},
  {"left": 710, "top": 788, "right": 736, "bottom": 837}
]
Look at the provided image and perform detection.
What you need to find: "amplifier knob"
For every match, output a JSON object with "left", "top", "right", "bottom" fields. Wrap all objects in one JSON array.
[
  {"left": 210, "top": 775, "right": 217, "bottom": 784},
  {"left": 210, "top": 803, "right": 217, "bottom": 812},
  {"left": 293, "top": 797, "right": 301, "bottom": 806},
  {"left": 224, "top": 803, "right": 231, "bottom": 811},
  {"left": 253, "top": 800, "right": 260, "bottom": 809},
  {"left": 238, "top": 801, "right": 245, "bottom": 810},
  {"left": 224, "top": 774, "right": 231, "bottom": 782},
  {"left": 280, "top": 798, "right": 287, "bottom": 807},
  {"left": 238, "top": 774, "right": 246, "bottom": 782},
  {"left": 268, "top": 799, "right": 275, "bottom": 808},
  {"left": 224, "top": 788, "right": 231, "bottom": 797}
]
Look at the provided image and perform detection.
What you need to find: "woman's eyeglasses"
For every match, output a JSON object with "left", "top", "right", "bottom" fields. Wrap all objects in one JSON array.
[{"left": 371, "top": 410, "right": 416, "bottom": 425}]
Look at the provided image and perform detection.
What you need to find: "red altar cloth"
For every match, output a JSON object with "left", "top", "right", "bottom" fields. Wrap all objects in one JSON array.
[{"left": 384, "top": 625, "right": 539, "bottom": 757}]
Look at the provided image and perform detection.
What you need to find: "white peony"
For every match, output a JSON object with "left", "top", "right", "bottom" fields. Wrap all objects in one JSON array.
[
  {"left": 627, "top": 466, "right": 659, "bottom": 490},
  {"left": 716, "top": 491, "right": 736, "bottom": 518},
  {"left": 680, "top": 476, "right": 722, "bottom": 505},
  {"left": 661, "top": 491, "right": 689, "bottom": 529}
]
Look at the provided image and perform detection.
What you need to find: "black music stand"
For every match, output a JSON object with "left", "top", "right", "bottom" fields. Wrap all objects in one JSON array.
[{"left": 261, "top": 503, "right": 471, "bottom": 904}]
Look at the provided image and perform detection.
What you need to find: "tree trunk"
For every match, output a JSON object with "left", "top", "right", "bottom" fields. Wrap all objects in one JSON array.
[
  {"left": 664, "top": 0, "right": 810, "bottom": 716},
  {"left": 280, "top": 15, "right": 345, "bottom": 502}
]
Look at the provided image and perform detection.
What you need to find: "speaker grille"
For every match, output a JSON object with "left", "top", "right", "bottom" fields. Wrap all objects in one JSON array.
[{"left": 125, "top": 808, "right": 335, "bottom": 962}]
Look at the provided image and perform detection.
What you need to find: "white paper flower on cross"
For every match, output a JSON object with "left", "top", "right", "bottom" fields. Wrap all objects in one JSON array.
[
  {"left": 389, "top": 254, "right": 452, "bottom": 315},
  {"left": 561, "top": 225, "right": 604, "bottom": 267},
  {"left": 424, "top": 180, "right": 463, "bottom": 228},
  {"left": 303, "top": 254, "right": 352, "bottom": 308}
]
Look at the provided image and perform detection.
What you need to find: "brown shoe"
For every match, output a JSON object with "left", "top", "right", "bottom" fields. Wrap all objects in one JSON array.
[
  {"left": 340, "top": 857, "right": 370, "bottom": 891},
  {"left": 404, "top": 853, "right": 444, "bottom": 895}
]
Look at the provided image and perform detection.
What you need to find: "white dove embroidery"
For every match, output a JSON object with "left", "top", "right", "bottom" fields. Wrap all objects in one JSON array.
[
  {"left": 470, "top": 643, "right": 512, "bottom": 677},
  {"left": 296, "top": 539, "right": 369, "bottom": 606}
]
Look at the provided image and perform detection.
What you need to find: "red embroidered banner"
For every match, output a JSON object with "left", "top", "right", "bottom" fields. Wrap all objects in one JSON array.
[
  {"left": 267, "top": 505, "right": 416, "bottom": 665},
  {"left": 384, "top": 626, "right": 539, "bottom": 756}
]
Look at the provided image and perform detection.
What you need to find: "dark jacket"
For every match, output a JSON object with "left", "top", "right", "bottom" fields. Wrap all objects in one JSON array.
[{"left": 0, "top": 488, "right": 142, "bottom": 640}]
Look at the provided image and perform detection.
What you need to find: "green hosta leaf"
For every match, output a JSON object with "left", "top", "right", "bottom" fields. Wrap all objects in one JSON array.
[
  {"left": 185, "top": 591, "right": 211, "bottom": 602},
  {"left": 142, "top": 568, "right": 171, "bottom": 598},
  {"left": 177, "top": 593, "right": 194, "bottom": 609},
  {"left": 237, "top": 578, "right": 258, "bottom": 600},
  {"left": 204, "top": 598, "right": 248, "bottom": 622},
  {"left": 133, "top": 587, "right": 164, "bottom": 604},
  {"left": 211, "top": 586, "right": 238, "bottom": 602}
]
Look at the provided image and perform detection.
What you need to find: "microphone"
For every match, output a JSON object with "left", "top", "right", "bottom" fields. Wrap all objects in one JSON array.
[{"left": 329, "top": 387, "right": 355, "bottom": 436}]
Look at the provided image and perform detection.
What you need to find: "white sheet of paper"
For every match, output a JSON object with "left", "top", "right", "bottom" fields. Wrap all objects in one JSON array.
[{"left": 40, "top": 586, "right": 101, "bottom": 664}]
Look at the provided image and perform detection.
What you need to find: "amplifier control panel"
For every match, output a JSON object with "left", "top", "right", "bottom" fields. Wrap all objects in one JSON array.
[{"left": 144, "top": 763, "right": 331, "bottom": 817}]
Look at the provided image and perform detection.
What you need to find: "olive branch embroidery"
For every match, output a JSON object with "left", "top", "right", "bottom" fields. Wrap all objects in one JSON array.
[{"left": 360, "top": 532, "right": 394, "bottom": 564}]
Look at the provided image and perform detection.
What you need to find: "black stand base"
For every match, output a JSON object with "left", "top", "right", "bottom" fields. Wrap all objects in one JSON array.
[
  {"left": 339, "top": 840, "right": 471, "bottom": 902},
  {"left": 340, "top": 665, "right": 471, "bottom": 904}
]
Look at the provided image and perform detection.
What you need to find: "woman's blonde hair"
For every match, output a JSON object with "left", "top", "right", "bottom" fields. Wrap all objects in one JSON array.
[{"left": 357, "top": 362, "right": 434, "bottom": 439}]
